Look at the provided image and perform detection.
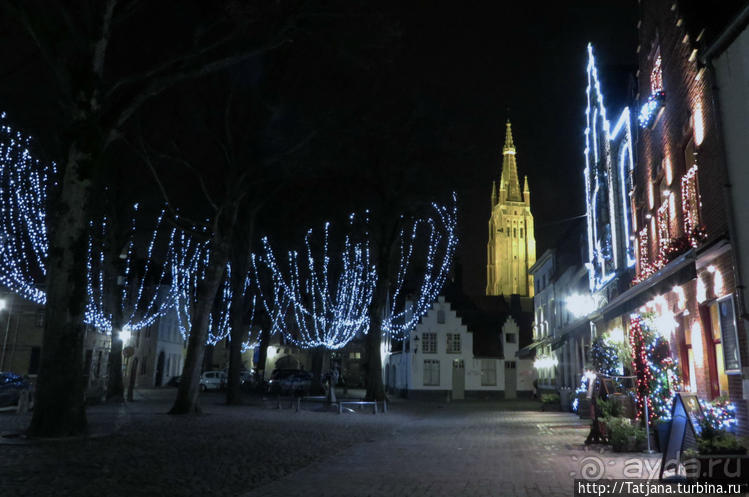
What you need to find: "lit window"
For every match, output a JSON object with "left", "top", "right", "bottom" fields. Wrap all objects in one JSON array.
[{"left": 650, "top": 52, "right": 663, "bottom": 94}]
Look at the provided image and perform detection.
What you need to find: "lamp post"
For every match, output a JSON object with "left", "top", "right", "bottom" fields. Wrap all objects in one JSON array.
[{"left": 0, "top": 297, "right": 10, "bottom": 371}]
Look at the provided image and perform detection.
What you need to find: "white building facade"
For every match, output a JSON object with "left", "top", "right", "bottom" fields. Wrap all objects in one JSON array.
[{"left": 383, "top": 296, "right": 533, "bottom": 400}]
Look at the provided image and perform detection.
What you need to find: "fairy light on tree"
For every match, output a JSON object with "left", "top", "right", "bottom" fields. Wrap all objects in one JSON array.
[
  {"left": 382, "top": 195, "right": 458, "bottom": 339},
  {"left": 258, "top": 215, "right": 377, "bottom": 349},
  {"left": 0, "top": 112, "right": 55, "bottom": 304}
]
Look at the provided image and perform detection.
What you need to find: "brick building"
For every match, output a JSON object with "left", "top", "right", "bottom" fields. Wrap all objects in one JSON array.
[{"left": 566, "top": 1, "right": 749, "bottom": 432}]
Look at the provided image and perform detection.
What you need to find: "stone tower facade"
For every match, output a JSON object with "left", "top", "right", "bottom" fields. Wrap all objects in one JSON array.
[{"left": 486, "top": 120, "right": 536, "bottom": 297}]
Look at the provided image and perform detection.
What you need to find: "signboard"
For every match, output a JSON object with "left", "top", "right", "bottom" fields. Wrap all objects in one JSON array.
[
  {"left": 680, "top": 393, "right": 705, "bottom": 436},
  {"left": 660, "top": 393, "right": 702, "bottom": 479}
]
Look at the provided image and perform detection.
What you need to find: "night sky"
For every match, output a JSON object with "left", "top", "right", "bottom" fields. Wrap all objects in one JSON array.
[
  {"left": 0, "top": 1, "right": 639, "bottom": 297},
  {"left": 392, "top": 1, "right": 638, "bottom": 295}
]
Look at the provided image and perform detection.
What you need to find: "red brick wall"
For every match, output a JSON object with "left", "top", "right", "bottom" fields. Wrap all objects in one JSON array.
[{"left": 635, "top": 0, "right": 730, "bottom": 265}]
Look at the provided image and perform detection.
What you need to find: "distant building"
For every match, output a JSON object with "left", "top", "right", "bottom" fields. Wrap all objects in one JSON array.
[
  {"left": 486, "top": 120, "right": 536, "bottom": 297},
  {"left": 0, "top": 292, "right": 110, "bottom": 401},
  {"left": 125, "top": 307, "right": 184, "bottom": 388},
  {"left": 383, "top": 292, "right": 534, "bottom": 400}
]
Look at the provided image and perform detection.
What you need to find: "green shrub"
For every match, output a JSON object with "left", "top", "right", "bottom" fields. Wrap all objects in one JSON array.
[
  {"left": 541, "top": 393, "right": 560, "bottom": 405},
  {"left": 698, "top": 419, "right": 747, "bottom": 455},
  {"left": 606, "top": 417, "right": 645, "bottom": 451}
]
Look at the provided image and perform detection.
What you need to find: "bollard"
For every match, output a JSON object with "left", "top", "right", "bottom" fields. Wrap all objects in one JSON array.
[
  {"left": 296, "top": 397, "right": 301, "bottom": 412},
  {"left": 383, "top": 399, "right": 388, "bottom": 414},
  {"left": 276, "top": 394, "right": 281, "bottom": 409}
]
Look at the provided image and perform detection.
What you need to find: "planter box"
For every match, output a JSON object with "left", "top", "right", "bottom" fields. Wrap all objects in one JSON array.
[{"left": 683, "top": 454, "right": 749, "bottom": 483}]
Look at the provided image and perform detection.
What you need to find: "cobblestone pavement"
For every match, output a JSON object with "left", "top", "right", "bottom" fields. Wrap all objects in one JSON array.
[
  {"left": 241, "top": 403, "right": 660, "bottom": 497},
  {"left": 1, "top": 392, "right": 659, "bottom": 497}
]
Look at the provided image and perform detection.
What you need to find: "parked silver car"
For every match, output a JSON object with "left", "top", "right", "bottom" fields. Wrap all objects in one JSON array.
[{"left": 199, "top": 371, "right": 226, "bottom": 392}]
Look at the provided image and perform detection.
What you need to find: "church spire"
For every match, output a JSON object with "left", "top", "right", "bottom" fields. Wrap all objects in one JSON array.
[
  {"left": 500, "top": 119, "right": 522, "bottom": 202},
  {"left": 503, "top": 118, "right": 515, "bottom": 154},
  {"left": 491, "top": 180, "right": 497, "bottom": 207}
]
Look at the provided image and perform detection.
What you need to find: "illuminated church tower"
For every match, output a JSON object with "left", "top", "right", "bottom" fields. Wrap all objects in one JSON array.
[{"left": 486, "top": 120, "right": 536, "bottom": 296}]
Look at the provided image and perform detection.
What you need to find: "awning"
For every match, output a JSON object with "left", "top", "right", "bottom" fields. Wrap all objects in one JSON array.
[
  {"left": 597, "top": 249, "right": 697, "bottom": 323},
  {"left": 516, "top": 336, "right": 552, "bottom": 358}
]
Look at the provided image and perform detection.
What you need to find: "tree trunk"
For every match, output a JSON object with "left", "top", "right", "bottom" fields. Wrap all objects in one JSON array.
[
  {"left": 226, "top": 329, "right": 245, "bottom": 405},
  {"left": 106, "top": 328, "right": 124, "bottom": 403},
  {"left": 364, "top": 281, "right": 388, "bottom": 401},
  {"left": 256, "top": 326, "right": 271, "bottom": 380},
  {"left": 28, "top": 144, "right": 94, "bottom": 437},
  {"left": 169, "top": 239, "right": 229, "bottom": 414}
]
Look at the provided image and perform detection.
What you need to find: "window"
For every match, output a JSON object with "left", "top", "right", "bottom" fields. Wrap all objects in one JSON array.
[
  {"left": 141, "top": 357, "right": 147, "bottom": 375},
  {"left": 707, "top": 295, "right": 741, "bottom": 396},
  {"left": 656, "top": 199, "right": 671, "bottom": 261},
  {"left": 36, "top": 310, "right": 44, "bottom": 328},
  {"left": 681, "top": 160, "right": 701, "bottom": 243},
  {"left": 423, "top": 360, "right": 440, "bottom": 386},
  {"left": 437, "top": 309, "right": 446, "bottom": 324},
  {"left": 650, "top": 51, "right": 663, "bottom": 94},
  {"left": 349, "top": 352, "right": 361, "bottom": 360},
  {"left": 520, "top": 228, "right": 523, "bottom": 238},
  {"left": 513, "top": 228, "right": 517, "bottom": 237},
  {"left": 446, "top": 333, "right": 461, "bottom": 353},
  {"left": 507, "top": 225, "right": 510, "bottom": 237},
  {"left": 505, "top": 361, "right": 516, "bottom": 369},
  {"left": 422, "top": 333, "right": 437, "bottom": 354},
  {"left": 505, "top": 333, "right": 516, "bottom": 344},
  {"left": 481, "top": 359, "right": 497, "bottom": 386}
]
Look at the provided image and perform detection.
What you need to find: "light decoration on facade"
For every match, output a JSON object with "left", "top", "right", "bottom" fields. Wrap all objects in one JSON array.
[
  {"left": 638, "top": 90, "right": 666, "bottom": 128},
  {"left": 533, "top": 354, "right": 558, "bottom": 370},
  {"left": 656, "top": 199, "right": 671, "bottom": 263},
  {"left": 681, "top": 164, "right": 704, "bottom": 247},
  {"left": 693, "top": 101, "right": 705, "bottom": 146},
  {"left": 708, "top": 265, "right": 724, "bottom": 297},
  {"left": 583, "top": 44, "right": 637, "bottom": 290},
  {"left": 673, "top": 285, "right": 686, "bottom": 310},
  {"left": 639, "top": 54, "right": 665, "bottom": 128},
  {"left": 566, "top": 293, "right": 599, "bottom": 318}
]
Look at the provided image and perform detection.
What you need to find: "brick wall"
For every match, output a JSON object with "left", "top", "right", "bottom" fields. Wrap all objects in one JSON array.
[{"left": 635, "top": 0, "right": 730, "bottom": 269}]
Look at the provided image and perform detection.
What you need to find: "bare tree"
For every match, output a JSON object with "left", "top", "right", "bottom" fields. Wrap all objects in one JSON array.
[{"left": 1, "top": 0, "right": 297, "bottom": 436}]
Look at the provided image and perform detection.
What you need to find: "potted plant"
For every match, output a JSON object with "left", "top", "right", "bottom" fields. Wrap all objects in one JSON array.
[
  {"left": 682, "top": 421, "right": 749, "bottom": 483},
  {"left": 606, "top": 417, "right": 645, "bottom": 452}
]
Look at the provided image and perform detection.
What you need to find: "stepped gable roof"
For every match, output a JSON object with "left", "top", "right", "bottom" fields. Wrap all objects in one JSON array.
[{"left": 440, "top": 282, "right": 533, "bottom": 358}]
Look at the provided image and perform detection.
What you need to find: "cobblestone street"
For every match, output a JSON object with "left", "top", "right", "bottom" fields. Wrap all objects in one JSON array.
[{"left": 1, "top": 392, "right": 658, "bottom": 497}]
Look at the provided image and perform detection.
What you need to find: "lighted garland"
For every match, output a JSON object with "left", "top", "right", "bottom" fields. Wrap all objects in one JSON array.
[
  {"left": 258, "top": 216, "right": 376, "bottom": 349},
  {"left": 700, "top": 398, "right": 738, "bottom": 431},
  {"left": 591, "top": 337, "right": 621, "bottom": 376},
  {"left": 0, "top": 112, "right": 55, "bottom": 304},
  {"left": 383, "top": 193, "right": 458, "bottom": 339},
  {"left": 629, "top": 315, "right": 680, "bottom": 422}
]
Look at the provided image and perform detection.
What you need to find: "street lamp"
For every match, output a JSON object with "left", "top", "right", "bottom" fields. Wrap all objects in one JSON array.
[{"left": 0, "top": 297, "right": 10, "bottom": 371}]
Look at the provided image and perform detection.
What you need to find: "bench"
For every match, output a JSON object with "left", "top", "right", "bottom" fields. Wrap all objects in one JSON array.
[{"left": 337, "top": 400, "right": 387, "bottom": 415}]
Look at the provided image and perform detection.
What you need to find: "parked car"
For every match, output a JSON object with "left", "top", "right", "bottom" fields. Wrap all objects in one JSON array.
[
  {"left": 0, "top": 372, "right": 32, "bottom": 410},
  {"left": 199, "top": 371, "right": 226, "bottom": 392},
  {"left": 267, "top": 369, "right": 313, "bottom": 396}
]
